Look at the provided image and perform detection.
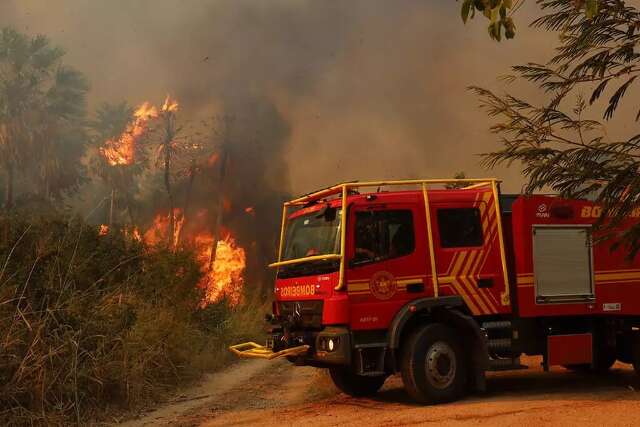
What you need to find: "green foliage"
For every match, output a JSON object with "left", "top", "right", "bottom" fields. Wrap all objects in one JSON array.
[
  {"left": 0, "top": 215, "right": 265, "bottom": 425},
  {"left": 445, "top": 172, "right": 469, "bottom": 189},
  {"left": 458, "top": 0, "right": 605, "bottom": 40},
  {"left": 459, "top": 0, "right": 517, "bottom": 40},
  {"left": 473, "top": 0, "right": 640, "bottom": 255}
]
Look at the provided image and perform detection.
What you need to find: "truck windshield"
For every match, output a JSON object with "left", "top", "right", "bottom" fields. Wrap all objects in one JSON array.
[{"left": 282, "top": 208, "right": 341, "bottom": 261}]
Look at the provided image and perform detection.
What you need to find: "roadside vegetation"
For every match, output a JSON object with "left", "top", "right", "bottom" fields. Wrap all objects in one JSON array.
[
  {"left": 0, "top": 214, "right": 268, "bottom": 425},
  {"left": 0, "top": 24, "right": 275, "bottom": 426}
]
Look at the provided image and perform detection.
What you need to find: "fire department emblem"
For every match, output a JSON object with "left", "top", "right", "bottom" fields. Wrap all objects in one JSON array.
[{"left": 370, "top": 271, "right": 397, "bottom": 300}]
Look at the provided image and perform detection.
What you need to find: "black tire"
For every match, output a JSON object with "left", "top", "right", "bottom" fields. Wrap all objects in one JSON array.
[
  {"left": 328, "top": 367, "right": 387, "bottom": 397},
  {"left": 401, "top": 323, "right": 467, "bottom": 404}
]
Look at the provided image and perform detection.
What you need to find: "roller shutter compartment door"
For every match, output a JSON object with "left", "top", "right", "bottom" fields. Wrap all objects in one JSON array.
[{"left": 533, "top": 226, "right": 594, "bottom": 303}]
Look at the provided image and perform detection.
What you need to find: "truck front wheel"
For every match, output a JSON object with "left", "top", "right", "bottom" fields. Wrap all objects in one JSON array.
[
  {"left": 328, "top": 367, "right": 387, "bottom": 397},
  {"left": 401, "top": 323, "right": 467, "bottom": 404}
]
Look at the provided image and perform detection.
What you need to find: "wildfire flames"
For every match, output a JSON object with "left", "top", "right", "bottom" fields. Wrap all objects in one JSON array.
[
  {"left": 138, "top": 209, "right": 245, "bottom": 307},
  {"left": 99, "top": 102, "right": 159, "bottom": 166},
  {"left": 194, "top": 230, "right": 246, "bottom": 307},
  {"left": 161, "top": 95, "right": 179, "bottom": 113},
  {"left": 143, "top": 208, "right": 185, "bottom": 248},
  {"left": 97, "top": 94, "right": 244, "bottom": 308},
  {"left": 99, "top": 224, "right": 109, "bottom": 236}
]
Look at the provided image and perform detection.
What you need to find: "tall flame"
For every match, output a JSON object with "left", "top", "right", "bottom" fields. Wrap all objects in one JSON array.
[
  {"left": 195, "top": 231, "right": 246, "bottom": 307},
  {"left": 143, "top": 208, "right": 185, "bottom": 248},
  {"left": 143, "top": 216, "right": 246, "bottom": 306},
  {"left": 99, "top": 101, "right": 159, "bottom": 166}
]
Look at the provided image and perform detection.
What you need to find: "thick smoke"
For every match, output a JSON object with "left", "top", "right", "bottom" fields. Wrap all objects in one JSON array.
[
  {"left": 0, "top": 1, "right": 576, "bottom": 285},
  {"left": 0, "top": 1, "right": 558, "bottom": 189}
]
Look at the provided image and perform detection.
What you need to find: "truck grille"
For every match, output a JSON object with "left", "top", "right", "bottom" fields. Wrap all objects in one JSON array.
[{"left": 278, "top": 300, "right": 323, "bottom": 329}]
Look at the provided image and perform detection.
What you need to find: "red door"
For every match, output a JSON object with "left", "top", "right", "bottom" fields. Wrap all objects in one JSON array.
[
  {"left": 430, "top": 189, "right": 509, "bottom": 315},
  {"left": 346, "top": 201, "right": 428, "bottom": 330}
]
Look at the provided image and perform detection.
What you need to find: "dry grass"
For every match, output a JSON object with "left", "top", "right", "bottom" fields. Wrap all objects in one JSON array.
[{"left": 0, "top": 215, "right": 268, "bottom": 426}]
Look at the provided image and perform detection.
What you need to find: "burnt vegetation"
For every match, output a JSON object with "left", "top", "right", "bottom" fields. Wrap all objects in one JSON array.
[
  {"left": 0, "top": 215, "right": 267, "bottom": 425},
  {"left": 0, "top": 27, "right": 272, "bottom": 425}
]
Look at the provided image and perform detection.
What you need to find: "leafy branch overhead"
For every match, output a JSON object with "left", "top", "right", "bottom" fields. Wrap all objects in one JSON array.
[
  {"left": 459, "top": 0, "right": 601, "bottom": 41},
  {"left": 474, "top": 0, "right": 640, "bottom": 255}
]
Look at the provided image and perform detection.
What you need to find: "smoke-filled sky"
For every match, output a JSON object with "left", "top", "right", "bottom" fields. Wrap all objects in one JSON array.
[{"left": 1, "top": 1, "right": 568, "bottom": 195}]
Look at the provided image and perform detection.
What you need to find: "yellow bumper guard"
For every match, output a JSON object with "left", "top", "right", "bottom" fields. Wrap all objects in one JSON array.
[{"left": 228, "top": 342, "right": 310, "bottom": 360}]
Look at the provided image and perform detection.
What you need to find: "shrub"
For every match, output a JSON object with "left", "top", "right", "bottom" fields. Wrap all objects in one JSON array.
[{"left": 0, "top": 215, "right": 266, "bottom": 425}]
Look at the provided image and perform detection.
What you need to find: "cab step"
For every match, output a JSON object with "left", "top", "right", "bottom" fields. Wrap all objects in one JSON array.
[
  {"left": 482, "top": 320, "right": 526, "bottom": 371},
  {"left": 488, "top": 338, "right": 512, "bottom": 351},
  {"left": 482, "top": 320, "right": 513, "bottom": 330},
  {"left": 354, "top": 343, "right": 387, "bottom": 376}
]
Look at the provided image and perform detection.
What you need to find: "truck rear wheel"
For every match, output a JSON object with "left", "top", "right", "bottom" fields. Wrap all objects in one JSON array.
[
  {"left": 328, "top": 367, "right": 387, "bottom": 397},
  {"left": 401, "top": 323, "right": 467, "bottom": 404}
]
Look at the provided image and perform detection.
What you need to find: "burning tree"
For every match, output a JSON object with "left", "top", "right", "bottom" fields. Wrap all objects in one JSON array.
[
  {"left": 207, "top": 115, "right": 235, "bottom": 269},
  {"left": 195, "top": 228, "right": 246, "bottom": 306},
  {"left": 151, "top": 96, "right": 181, "bottom": 247},
  {"left": 92, "top": 101, "right": 157, "bottom": 226},
  {"left": 136, "top": 100, "right": 247, "bottom": 306}
]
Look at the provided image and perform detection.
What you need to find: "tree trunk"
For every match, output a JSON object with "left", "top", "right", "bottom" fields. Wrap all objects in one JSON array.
[
  {"left": 109, "top": 188, "right": 116, "bottom": 226},
  {"left": 180, "top": 160, "right": 197, "bottom": 246},
  {"left": 209, "top": 141, "right": 230, "bottom": 270},
  {"left": 5, "top": 164, "right": 14, "bottom": 210},
  {"left": 164, "top": 145, "right": 174, "bottom": 248},
  {"left": 124, "top": 190, "right": 135, "bottom": 226}
]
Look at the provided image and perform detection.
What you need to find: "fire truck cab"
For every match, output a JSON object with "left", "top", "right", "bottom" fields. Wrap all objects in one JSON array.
[{"left": 231, "top": 178, "right": 640, "bottom": 404}]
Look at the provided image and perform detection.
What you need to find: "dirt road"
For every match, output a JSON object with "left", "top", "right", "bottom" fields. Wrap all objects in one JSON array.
[{"left": 122, "top": 356, "right": 640, "bottom": 426}]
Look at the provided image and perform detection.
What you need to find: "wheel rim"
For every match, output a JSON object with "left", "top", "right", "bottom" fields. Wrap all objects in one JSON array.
[{"left": 425, "top": 341, "right": 456, "bottom": 389}]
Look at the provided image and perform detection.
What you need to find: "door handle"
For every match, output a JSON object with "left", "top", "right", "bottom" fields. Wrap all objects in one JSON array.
[
  {"left": 406, "top": 282, "right": 425, "bottom": 293},
  {"left": 478, "top": 278, "right": 494, "bottom": 289}
]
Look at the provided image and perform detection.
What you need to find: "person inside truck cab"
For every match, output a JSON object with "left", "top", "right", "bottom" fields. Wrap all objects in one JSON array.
[
  {"left": 390, "top": 222, "right": 414, "bottom": 257},
  {"left": 354, "top": 210, "right": 414, "bottom": 263},
  {"left": 354, "top": 215, "right": 377, "bottom": 261}
]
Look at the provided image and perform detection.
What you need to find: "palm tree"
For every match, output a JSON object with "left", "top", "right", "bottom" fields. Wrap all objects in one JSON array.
[
  {"left": 0, "top": 27, "right": 88, "bottom": 208},
  {"left": 154, "top": 97, "right": 181, "bottom": 247},
  {"left": 36, "top": 66, "right": 89, "bottom": 200},
  {"left": 89, "top": 101, "right": 139, "bottom": 225}
]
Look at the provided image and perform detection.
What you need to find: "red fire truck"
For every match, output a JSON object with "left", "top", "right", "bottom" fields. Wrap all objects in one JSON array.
[{"left": 231, "top": 178, "right": 640, "bottom": 404}]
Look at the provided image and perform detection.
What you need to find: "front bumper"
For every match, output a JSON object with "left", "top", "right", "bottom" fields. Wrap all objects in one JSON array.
[
  {"left": 229, "top": 341, "right": 310, "bottom": 360},
  {"left": 229, "top": 326, "right": 351, "bottom": 366}
]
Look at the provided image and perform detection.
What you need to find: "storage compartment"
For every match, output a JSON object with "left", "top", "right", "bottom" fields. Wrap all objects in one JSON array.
[
  {"left": 547, "top": 333, "right": 593, "bottom": 366},
  {"left": 533, "top": 226, "right": 594, "bottom": 303}
]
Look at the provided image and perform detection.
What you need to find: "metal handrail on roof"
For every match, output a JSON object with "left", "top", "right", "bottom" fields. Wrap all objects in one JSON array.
[
  {"left": 272, "top": 178, "right": 509, "bottom": 305},
  {"left": 286, "top": 178, "right": 499, "bottom": 206}
]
